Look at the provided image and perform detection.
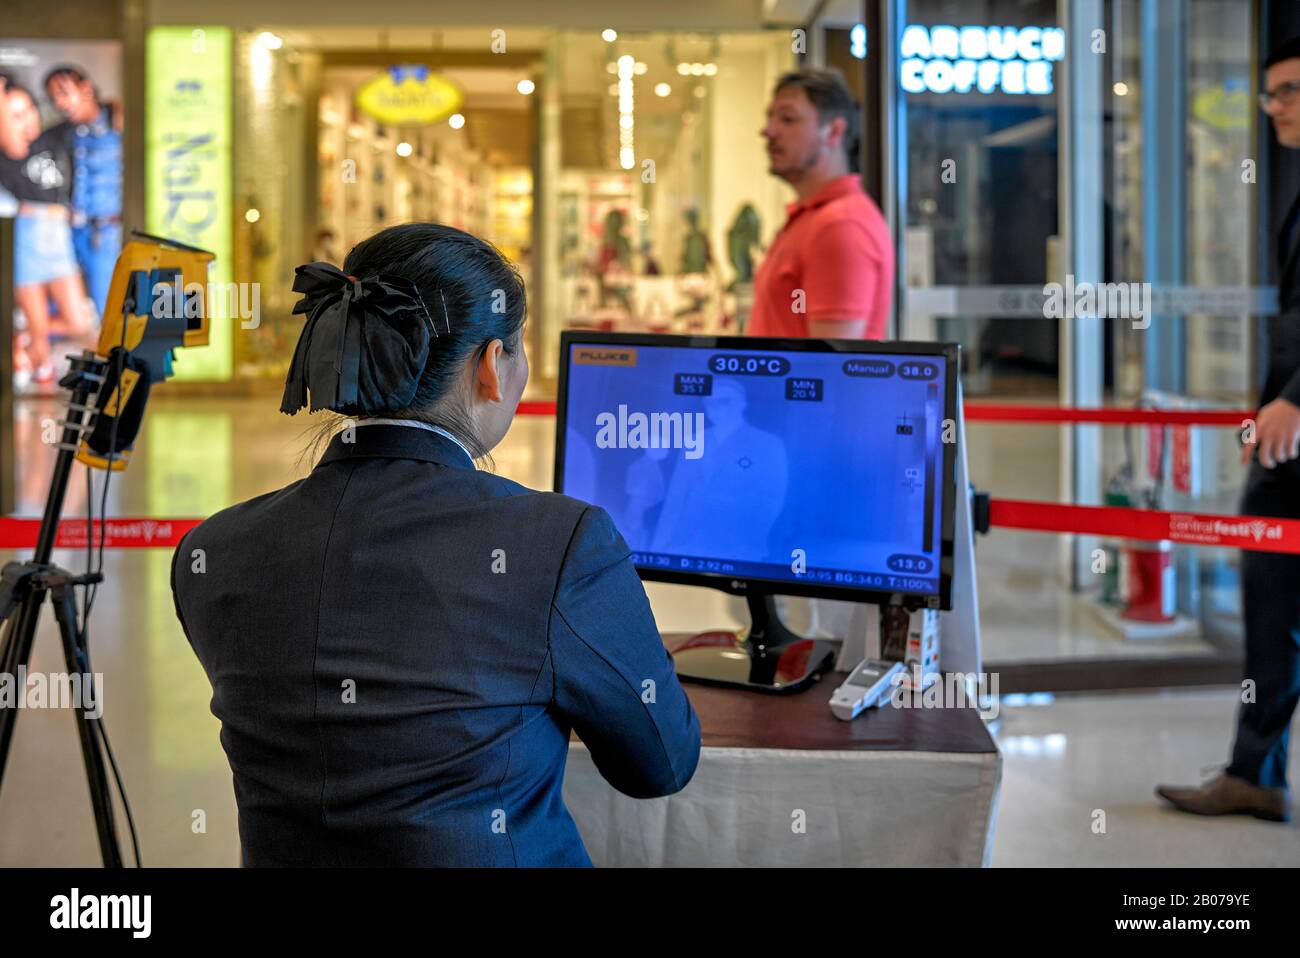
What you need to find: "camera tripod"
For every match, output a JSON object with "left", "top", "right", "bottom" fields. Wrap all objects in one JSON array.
[{"left": 0, "top": 351, "right": 127, "bottom": 867}]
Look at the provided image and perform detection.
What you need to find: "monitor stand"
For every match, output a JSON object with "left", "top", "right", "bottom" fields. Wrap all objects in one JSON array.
[{"left": 666, "top": 593, "right": 838, "bottom": 694}]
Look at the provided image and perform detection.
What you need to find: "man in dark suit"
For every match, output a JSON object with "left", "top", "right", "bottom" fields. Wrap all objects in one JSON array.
[
  {"left": 173, "top": 421, "right": 702, "bottom": 866},
  {"left": 1156, "top": 38, "right": 1300, "bottom": 822}
]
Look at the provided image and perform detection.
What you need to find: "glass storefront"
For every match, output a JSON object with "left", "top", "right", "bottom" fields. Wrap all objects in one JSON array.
[
  {"left": 886, "top": 0, "right": 1266, "bottom": 679},
  {"left": 136, "top": 6, "right": 1287, "bottom": 681},
  {"left": 898, "top": 0, "right": 1063, "bottom": 396},
  {"left": 543, "top": 31, "right": 794, "bottom": 379},
  {"left": 1099, "top": 0, "right": 1259, "bottom": 661}
]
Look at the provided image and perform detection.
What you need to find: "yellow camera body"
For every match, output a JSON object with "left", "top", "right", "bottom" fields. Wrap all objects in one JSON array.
[{"left": 77, "top": 237, "right": 215, "bottom": 472}]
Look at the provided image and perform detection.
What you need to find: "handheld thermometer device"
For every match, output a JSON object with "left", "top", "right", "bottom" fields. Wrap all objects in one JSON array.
[{"left": 829, "top": 659, "right": 906, "bottom": 721}]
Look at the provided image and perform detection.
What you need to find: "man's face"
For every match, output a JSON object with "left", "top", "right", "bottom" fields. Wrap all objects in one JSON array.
[
  {"left": 703, "top": 383, "right": 745, "bottom": 429},
  {"left": 47, "top": 74, "right": 95, "bottom": 122},
  {"left": 1264, "top": 59, "right": 1300, "bottom": 148},
  {"left": 0, "top": 90, "right": 39, "bottom": 159},
  {"left": 761, "top": 85, "right": 843, "bottom": 181}
]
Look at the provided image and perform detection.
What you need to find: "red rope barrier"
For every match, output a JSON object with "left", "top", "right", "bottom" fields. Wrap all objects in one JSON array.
[
  {"left": 515, "top": 400, "right": 557, "bottom": 416},
  {"left": 0, "top": 518, "right": 201, "bottom": 551},
  {"left": 0, "top": 400, "right": 1264, "bottom": 550},
  {"left": 5, "top": 501, "right": 1297, "bottom": 553},
  {"left": 989, "top": 499, "right": 1300, "bottom": 555},
  {"left": 961, "top": 404, "right": 1252, "bottom": 425}
]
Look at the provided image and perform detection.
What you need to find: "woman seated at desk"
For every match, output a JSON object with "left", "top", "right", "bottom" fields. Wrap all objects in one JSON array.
[{"left": 172, "top": 223, "right": 702, "bottom": 866}]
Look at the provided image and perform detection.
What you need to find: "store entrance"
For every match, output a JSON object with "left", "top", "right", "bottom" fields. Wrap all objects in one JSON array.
[
  {"left": 229, "top": 30, "right": 541, "bottom": 385},
  {"left": 314, "top": 64, "right": 533, "bottom": 275}
]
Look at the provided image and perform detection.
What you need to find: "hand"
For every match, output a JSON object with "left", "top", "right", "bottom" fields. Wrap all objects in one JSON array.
[{"left": 1243, "top": 397, "right": 1300, "bottom": 468}]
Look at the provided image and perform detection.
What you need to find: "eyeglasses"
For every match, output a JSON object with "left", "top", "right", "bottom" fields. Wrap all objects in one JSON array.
[{"left": 1260, "top": 80, "right": 1300, "bottom": 109}]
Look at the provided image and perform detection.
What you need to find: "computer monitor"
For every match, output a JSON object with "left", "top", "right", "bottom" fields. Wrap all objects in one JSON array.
[{"left": 554, "top": 332, "right": 960, "bottom": 692}]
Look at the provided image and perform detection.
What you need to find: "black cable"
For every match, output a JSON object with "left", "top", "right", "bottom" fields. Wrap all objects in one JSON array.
[
  {"left": 75, "top": 302, "right": 143, "bottom": 866},
  {"left": 78, "top": 467, "right": 142, "bottom": 868},
  {"left": 92, "top": 704, "right": 142, "bottom": 866},
  {"left": 82, "top": 466, "right": 91, "bottom": 636},
  {"left": 83, "top": 301, "right": 126, "bottom": 625}
]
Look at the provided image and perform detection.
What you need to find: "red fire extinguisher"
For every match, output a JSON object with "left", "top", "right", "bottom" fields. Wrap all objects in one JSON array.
[{"left": 1121, "top": 540, "right": 1175, "bottom": 622}]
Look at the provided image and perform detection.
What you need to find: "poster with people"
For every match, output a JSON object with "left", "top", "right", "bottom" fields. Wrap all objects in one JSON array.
[{"left": 0, "top": 40, "right": 122, "bottom": 395}]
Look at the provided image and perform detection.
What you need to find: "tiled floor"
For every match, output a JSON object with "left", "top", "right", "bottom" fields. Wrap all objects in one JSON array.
[
  {"left": 992, "top": 688, "right": 1298, "bottom": 866},
  {"left": 0, "top": 395, "right": 1294, "bottom": 866}
]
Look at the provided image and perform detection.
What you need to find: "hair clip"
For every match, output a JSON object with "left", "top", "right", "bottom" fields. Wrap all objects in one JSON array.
[{"left": 438, "top": 289, "right": 452, "bottom": 336}]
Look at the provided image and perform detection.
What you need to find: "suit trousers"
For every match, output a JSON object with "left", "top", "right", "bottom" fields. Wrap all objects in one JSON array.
[{"left": 1229, "top": 461, "right": 1300, "bottom": 789}]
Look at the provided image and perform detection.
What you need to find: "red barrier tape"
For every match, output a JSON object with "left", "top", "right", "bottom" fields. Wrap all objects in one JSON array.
[
  {"left": 0, "top": 403, "right": 1265, "bottom": 550},
  {"left": 516, "top": 400, "right": 557, "bottom": 416},
  {"left": 990, "top": 499, "right": 1300, "bottom": 555},
  {"left": 4, "top": 502, "right": 1297, "bottom": 553},
  {"left": 960, "top": 404, "right": 1252, "bottom": 426},
  {"left": 0, "top": 518, "right": 202, "bottom": 551},
  {"left": 514, "top": 400, "right": 1253, "bottom": 427}
]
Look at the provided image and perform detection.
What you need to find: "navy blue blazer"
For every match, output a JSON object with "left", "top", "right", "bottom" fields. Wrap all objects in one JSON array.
[{"left": 171, "top": 422, "right": 701, "bottom": 866}]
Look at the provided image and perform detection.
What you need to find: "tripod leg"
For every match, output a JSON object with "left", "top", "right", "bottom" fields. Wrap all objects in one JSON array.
[
  {"left": 49, "top": 582, "right": 123, "bottom": 867},
  {"left": 0, "top": 588, "right": 46, "bottom": 786}
]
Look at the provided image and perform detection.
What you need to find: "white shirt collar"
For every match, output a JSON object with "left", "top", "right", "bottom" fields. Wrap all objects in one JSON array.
[{"left": 352, "top": 417, "right": 475, "bottom": 461}]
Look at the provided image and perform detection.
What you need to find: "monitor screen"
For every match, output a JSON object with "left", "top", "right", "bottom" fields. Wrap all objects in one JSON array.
[{"left": 554, "top": 333, "right": 959, "bottom": 609}]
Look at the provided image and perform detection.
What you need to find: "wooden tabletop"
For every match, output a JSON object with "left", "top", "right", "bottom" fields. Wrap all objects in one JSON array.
[{"left": 679, "top": 668, "right": 998, "bottom": 753}]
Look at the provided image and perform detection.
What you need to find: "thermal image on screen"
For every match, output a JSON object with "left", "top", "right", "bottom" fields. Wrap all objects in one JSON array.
[{"left": 560, "top": 341, "right": 948, "bottom": 596}]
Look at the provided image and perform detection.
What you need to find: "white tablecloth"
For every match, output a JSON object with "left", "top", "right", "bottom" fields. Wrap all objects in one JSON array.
[{"left": 563, "top": 742, "right": 1001, "bottom": 867}]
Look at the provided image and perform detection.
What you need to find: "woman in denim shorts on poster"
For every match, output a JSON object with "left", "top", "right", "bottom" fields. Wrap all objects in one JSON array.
[{"left": 0, "top": 76, "right": 94, "bottom": 392}]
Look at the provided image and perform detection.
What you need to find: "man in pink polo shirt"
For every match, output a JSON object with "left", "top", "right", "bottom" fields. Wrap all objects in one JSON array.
[{"left": 749, "top": 68, "right": 894, "bottom": 340}]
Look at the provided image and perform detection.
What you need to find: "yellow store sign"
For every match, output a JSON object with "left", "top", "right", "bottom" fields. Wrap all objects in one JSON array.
[
  {"left": 1192, "top": 84, "right": 1249, "bottom": 133},
  {"left": 145, "top": 26, "right": 233, "bottom": 382},
  {"left": 356, "top": 65, "right": 462, "bottom": 126}
]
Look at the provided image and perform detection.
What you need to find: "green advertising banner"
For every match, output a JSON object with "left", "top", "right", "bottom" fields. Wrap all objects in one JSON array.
[{"left": 145, "top": 26, "right": 232, "bottom": 382}]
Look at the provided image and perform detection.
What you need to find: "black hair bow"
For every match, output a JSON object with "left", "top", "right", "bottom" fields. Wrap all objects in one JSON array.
[{"left": 280, "top": 262, "right": 436, "bottom": 415}]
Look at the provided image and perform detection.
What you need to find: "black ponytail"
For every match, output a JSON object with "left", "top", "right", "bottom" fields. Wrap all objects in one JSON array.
[{"left": 297, "top": 222, "right": 526, "bottom": 466}]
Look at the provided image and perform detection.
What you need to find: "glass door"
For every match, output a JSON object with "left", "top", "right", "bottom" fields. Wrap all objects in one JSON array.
[{"left": 890, "top": 0, "right": 1267, "bottom": 686}]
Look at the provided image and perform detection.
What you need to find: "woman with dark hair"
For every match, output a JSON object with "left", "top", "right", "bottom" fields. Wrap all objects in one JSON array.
[{"left": 172, "top": 223, "right": 701, "bottom": 866}]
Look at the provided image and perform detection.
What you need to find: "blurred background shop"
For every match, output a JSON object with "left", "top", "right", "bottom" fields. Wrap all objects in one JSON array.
[{"left": 2, "top": 2, "right": 1300, "bottom": 866}]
